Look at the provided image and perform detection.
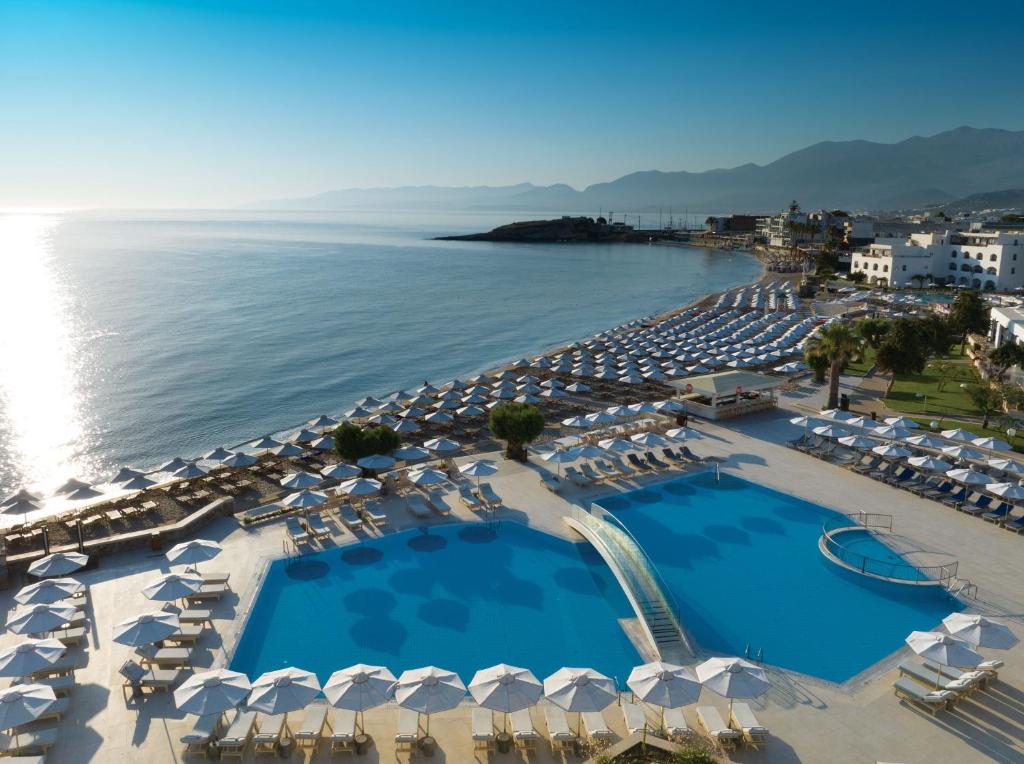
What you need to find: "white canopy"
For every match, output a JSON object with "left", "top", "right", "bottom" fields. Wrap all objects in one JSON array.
[{"left": 175, "top": 669, "right": 252, "bottom": 717}]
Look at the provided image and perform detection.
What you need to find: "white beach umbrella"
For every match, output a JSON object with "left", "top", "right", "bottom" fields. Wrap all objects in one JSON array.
[
  {"left": 64, "top": 484, "right": 102, "bottom": 501},
  {"left": 55, "top": 478, "right": 92, "bottom": 497},
  {"left": 407, "top": 468, "right": 448, "bottom": 487},
  {"left": 271, "top": 443, "right": 305, "bottom": 458},
  {"left": 166, "top": 539, "right": 222, "bottom": 571},
  {"left": 565, "top": 382, "right": 591, "bottom": 393},
  {"left": 543, "top": 668, "right": 617, "bottom": 729},
  {"left": 339, "top": 478, "right": 383, "bottom": 497},
  {"left": 111, "top": 467, "right": 144, "bottom": 484},
  {"left": 628, "top": 402, "right": 660, "bottom": 416},
  {"left": 0, "top": 639, "right": 65, "bottom": 678},
  {"left": 469, "top": 664, "right": 542, "bottom": 732},
  {"left": 392, "top": 419, "right": 421, "bottom": 434},
  {"left": 367, "top": 414, "right": 397, "bottom": 426},
  {"left": 631, "top": 432, "right": 669, "bottom": 448},
  {"left": 356, "top": 396, "right": 384, "bottom": 409},
  {"left": 15, "top": 578, "right": 84, "bottom": 606},
  {"left": 320, "top": 462, "right": 361, "bottom": 479},
  {"left": 0, "top": 684, "right": 56, "bottom": 736},
  {"left": 941, "top": 428, "right": 976, "bottom": 442},
  {"left": 819, "top": 409, "right": 855, "bottom": 422},
  {"left": 280, "top": 471, "right": 322, "bottom": 489},
  {"left": 653, "top": 399, "right": 685, "bottom": 413},
  {"left": 311, "top": 435, "right": 336, "bottom": 451},
  {"left": 598, "top": 437, "right": 635, "bottom": 453},
  {"left": 113, "top": 611, "right": 181, "bottom": 647},
  {"left": 774, "top": 361, "right": 806, "bottom": 373},
  {"left": 695, "top": 657, "right": 770, "bottom": 711},
  {"left": 584, "top": 411, "right": 617, "bottom": 426},
  {"left": 812, "top": 424, "right": 850, "bottom": 439},
  {"left": 142, "top": 572, "right": 204, "bottom": 602},
  {"left": 942, "top": 445, "right": 986, "bottom": 461},
  {"left": 905, "top": 434, "right": 946, "bottom": 449},
  {"left": 945, "top": 468, "right": 992, "bottom": 485},
  {"left": 988, "top": 458, "right": 1024, "bottom": 476},
  {"left": 308, "top": 414, "right": 339, "bottom": 431},
  {"left": 942, "top": 614, "right": 1018, "bottom": 650},
  {"left": 871, "top": 425, "right": 909, "bottom": 440},
  {"left": 423, "top": 437, "right": 460, "bottom": 454},
  {"left": 324, "top": 664, "right": 396, "bottom": 730},
  {"left": 121, "top": 475, "right": 157, "bottom": 491},
  {"left": 972, "top": 436, "right": 1012, "bottom": 452},
  {"left": 155, "top": 457, "right": 187, "bottom": 473},
  {"left": 872, "top": 444, "right": 911, "bottom": 458},
  {"left": 837, "top": 435, "right": 875, "bottom": 449},
  {"left": 561, "top": 416, "right": 589, "bottom": 429},
  {"left": 905, "top": 631, "right": 982, "bottom": 688},
  {"left": 542, "top": 449, "right": 577, "bottom": 478},
  {"left": 401, "top": 406, "right": 428, "bottom": 419},
  {"left": 251, "top": 436, "right": 283, "bottom": 452},
  {"left": 460, "top": 460, "right": 498, "bottom": 485},
  {"left": 457, "top": 404, "right": 486, "bottom": 416},
  {"left": 357, "top": 454, "right": 397, "bottom": 471},
  {"left": 788, "top": 415, "right": 818, "bottom": 429},
  {"left": 908, "top": 456, "right": 952, "bottom": 473},
  {"left": 282, "top": 489, "right": 328, "bottom": 509},
  {"left": 344, "top": 407, "right": 374, "bottom": 421},
  {"left": 573, "top": 445, "right": 610, "bottom": 462},
  {"left": 27, "top": 552, "right": 88, "bottom": 578},
  {"left": 844, "top": 416, "right": 875, "bottom": 429},
  {"left": 394, "top": 446, "right": 430, "bottom": 462},
  {"left": 203, "top": 447, "right": 234, "bottom": 462},
  {"left": 221, "top": 451, "right": 258, "bottom": 468},
  {"left": 8, "top": 604, "right": 78, "bottom": 636},
  {"left": 425, "top": 411, "right": 455, "bottom": 424},
  {"left": 394, "top": 666, "right": 466, "bottom": 735},
  {"left": 175, "top": 669, "right": 252, "bottom": 718},
  {"left": 293, "top": 428, "right": 321, "bottom": 444},
  {"left": 627, "top": 662, "right": 701, "bottom": 727},
  {"left": 884, "top": 416, "right": 920, "bottom": 429},
  {"left": 247, "top": 667, "right": 321, "bottom": 729},
  {"left": 986, "top": 482, "right": 1024, "bottom": 500}
]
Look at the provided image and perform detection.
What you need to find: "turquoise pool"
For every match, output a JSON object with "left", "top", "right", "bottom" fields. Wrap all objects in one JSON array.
[
  {"left": 595, "top": 472, "right": 960, "bottom": 682},
  {"left": 230, "top": 522, "right": 641, "bottom": 684}
]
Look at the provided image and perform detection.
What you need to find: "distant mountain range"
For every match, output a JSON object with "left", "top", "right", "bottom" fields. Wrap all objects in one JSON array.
[{"left": 244, "top": 126, "right": 1024, "bottom": 214}]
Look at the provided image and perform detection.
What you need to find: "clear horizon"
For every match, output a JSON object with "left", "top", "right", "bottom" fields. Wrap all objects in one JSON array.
[{"left": 3, "top": 0, "right": 1023, "bottom": 209}]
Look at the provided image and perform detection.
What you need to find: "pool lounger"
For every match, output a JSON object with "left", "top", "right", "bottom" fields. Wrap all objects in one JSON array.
[
  {"left": 893, "top": 677, "right": 954, "bottom": 715},
  {"left": 202, "top": 571, "right": 231, "bottom": 587},
  {"left": 662, "top": 706, "right": 692, "bottom": 739},
  {"left": 8, "top": 696, "right": 68, "bottom": 727},
  {"left": 294, "top": 704, "right": 331, "bottom": 747},
  {"left": 329, "top": 708, "right": 357, "bottom": 753},
  {"left": 539, "top": 473, "right": 562, "bottom": 493},
  {"left": 472, "top": 706, "right": 495, "bottom": 751},
  {"left": 0, "top": 726, "right": 57, "bottom": 756},
  {"left": 458, "top": 484, "right": 483, "bottom": 511},
  {"left": 510, "top": 708, "right": 539, "bottom": 750},
  {"left": 581, "top": 711, "right": 614, "bottom": 744},
  {"left": 644, "top": 451, "right": 671, "bottom": 470},
  {"left": 135, "top": 645, "right": 194, "bottom": 669},
  {"left": 252, "top": 713, "right": 287, "bottom": 754},
  {"left": 424, "top": 488, "right": 451, "bottom": 515},
  {"left": 304, "top": 511, "right": 331, "bottom": 538},
  {"left": 728, "top": 702, "right": 769, "bottom": 750},
  {"left": 186, "top": 583, "right": 230, "bottom": 602},
  {"left": 594, "top": 461, "right": 620, "bottom": 479},
  {"left": 580, "top": 463, "right": 604, "bottom": 483},
  {"left": 679, "top": 446, "right": 703, "bottom": 463},
  {"left": 24, "top": 655, "right": 79, "bottom": 680},
  {"left": 164, "top": 622, "right": 205, "bottom": 645},
  {"left": 339, "top": 502, "right": 364, "bottom": 530},
  {"left": 621, "top": 701, "right": 648, "bottom": 735},
  {"left": 922, "top": 658, "right": 997, "bottom": 687},
  {"left": 543, "top": 704, "right": 576, "bottom": 750},
  {"left": 51, "top": 626, "right": 87, "bottom": 647},
  {"left": 898, "top": 661, "right": 976, "bottom": 694},
  {"left": 564, "top": 467, "right": 590, "bottom": 487},
  {"left": 626, "top": 453, "right": 653, "bottom": 472},
  {"left": 395, "top": 707, "right": 421, "bottom": 751},
  {"left": 406, "top": 493, "right": 431, "bottom": 519},
  {"left": 476, "top": 483, "right": 503, "bottom": 508},
  {"left": 696, "top": 706, "right": 740, "bottom": 750},
  {"left": 361, "top": 499, "right": 388, "bottom": 526},
  {"left": 286, "top": 516, "right": 310, "bottom": 544},
  {"left": 217, "top": 709, "right": 258, "bottom": 759},
  {"left": 661, "top": 448, "right": 687, "bottom": 466},
  {"left": 29, "top": 674, "right": 75, "bottom": 697},
  {"left": 181, "top": 713, "right": 224, "bottom": 756}
]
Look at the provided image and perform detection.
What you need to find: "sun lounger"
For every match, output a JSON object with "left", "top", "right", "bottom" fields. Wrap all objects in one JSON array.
[
  {"left": 0, "top": 727, "right": 57, "bottom": 756},
  {"left": 294, "top": 704, "right": 331, "bottom": 747},
  {"left": 181, "top": 714, "right": 224, "bottom": 756},
  {"left": 360, "top": 499, "right": 388, "bottom": 526},
  {"left": 252, "top": 713, "right": 287, "bottom": 754},
  {"left": 51, "top": 626, "right": 87, "bottom": 647},
  {"left": 540, "top": 473, "right": 562, "bottom": 492},
  {"left": 29, "top": 674, "right": 75, "bottom": 697},
  {"left": 202, "top": 572, "right": 231, "bottom": 586},
  {"left": 852, "top": 456, "right": 881, "bottom": 473},
  {"left": 661, "top": 447, "right": 687, "bottom": 466},
  {"left": 728, "top": 702, "right": 769, "bottom": 750},
  {"left": 304, "top": 511, "right": 331, "bottom": 538},
  {"left": 894, "top": 676, "right": 955, "bottom": 714},
  {"left": 921, "top": 480, "right": 954, "bottom": 498},
  {"left": 0, "top": 756, "right": 44, "bottom": 764},
  {"left": 679, "top": 446, "right": 703, "bottom": 463},
  {"left": 644, "top": 451, "right": 671, "bottom": 470},
  {"left": 662, "top": 706, "right": 691, "bottom": 739},
  {"left": 186, "top": 583, "right": 230, "bottom": 603},
  {"left": 607, "top": 456, "right": 637, "bottom": 477},
  {"left": 472, "top": 706, "right": 496, "bottom": 752},
  {"left": 510, "top": 708, "right": 539, "bottom": 750},
  {"left": 285, "top": 516, "right": 309, "bottom": 544},
  {"left": 476, "top": 482, "right": 502, "bottom": 508},
  {"left": 1004, "top": 515, "right": 1024, "bottom": 533},
  {"left": 898, "top": 661, "right": 975, "bottom": 695},
  {"left": 218, "top": 709, "right": 259, "bottom": 759},
  {"left": 922, "top": 658, "right": 996, "bottom": 687},
  {"left": 135, "top": 645, "right": 194, "bottom": 669},
  {"left": 424, "top": 488, "right": 451, "bottom": 515},
  {"left": 162, "top": 622, "right": 205, "bottom": 645},
  {"left": 14, "top": 696, "right": 68, "bottom": 725},
  {"left": 581, "top": 711, "right": 614, "bottom": 745},
  {"left": 621, "top": 701, "right": 648, "bottom": 735},
  {"left": 564, "top": 466, "right": 590, "bottom": 487},
  {"left": 24, "top": 655, "right": 78, "bottom": 680},
  {"left": 544, "top": 704, "right": 576, "bottom": 750},
  {"left": 595, "top": 460, "right": 620, "bottom": 479},
  {"left": 885, "top": 467, "right": 914, "bottom": 485},
  {"left": 940, "top": 487, "right": 968, "bottom": 507},
  {"left": 406, "top": 493, "right": 431, "bottom": 519},
  {"left": 626, "top": 453, "right": 652, "bottom": 472},
  {"left": 328, "top": 709, "right": 357, "bottom": 753},
  {"left": 580, "top": 463, "right": 604, "bottom": 483},
  {"left": 458, "top": 484, "right": 483, "bottom": 510},
  {"left": 983, "top": 503, "right": 1013, "bottom": 523},
  {"left": 335, "top": 502, "right": 362, "bottom": 530},
  {"left": 395, "top": 707, "right": 420, "bottom": 751},
  {"left": 696, "top": 706, "right": 740, "bottom": 750}
]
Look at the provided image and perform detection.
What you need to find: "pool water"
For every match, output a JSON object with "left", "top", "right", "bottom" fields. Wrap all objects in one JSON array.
[
  {"left": 595, "top": 472, "right": 960, "bottom": 682},
  {"left": 230, "top": 522, "right": 641, "bottom": 684}
]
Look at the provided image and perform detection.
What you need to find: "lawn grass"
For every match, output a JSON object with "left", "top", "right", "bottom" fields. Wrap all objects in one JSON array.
[
  {"left": 844, "top": 345, "right": 876, "bottom": 378},
  {"left": 884, "top": 354, "right": 979, "bottom": 417}
]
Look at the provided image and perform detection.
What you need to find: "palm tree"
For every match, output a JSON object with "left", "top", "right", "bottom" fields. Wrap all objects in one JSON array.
[{"left": 804, "top": 323, "right": 864, "bottom": 409}]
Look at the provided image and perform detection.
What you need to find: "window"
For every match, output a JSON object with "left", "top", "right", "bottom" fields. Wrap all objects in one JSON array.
[
  {"left": 872, "top": 263, "right": 878, "bottom": 271},
  {"left": 951, "top": 251, "right": 957, "bottom": 258},
  {"left": 1013, "top": 268, "right": 1016, "bottom": 275},
  {"left": 961, "top": 264, "right": 971, "bottom": 272},
  {"left": 883, "top": 264, "right": 889, "bottom": 272},
  {"left": 987, "top": 267, "right": 997, "bottom": 275},
  {"left": 902, "top": 264, "right": 907, "bottom": 271},
  {"left": 976, "top": 253, "right": 983, "bottom": 260},
  {"left": 1015, "top": 253, "right": 1018, "bottom": 261},
  {"left": 949, "top": 263, "right": 957, "bottom": 270}
]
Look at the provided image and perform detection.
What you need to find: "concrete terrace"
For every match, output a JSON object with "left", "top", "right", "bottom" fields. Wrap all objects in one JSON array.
[{"left": 2, "top": 414, "right": 1023, "bottom": 763}]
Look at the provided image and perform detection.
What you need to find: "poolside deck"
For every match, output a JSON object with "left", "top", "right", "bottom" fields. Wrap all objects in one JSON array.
[{"left": 1, "top": 413, "right": 1022, "bottom": 763}]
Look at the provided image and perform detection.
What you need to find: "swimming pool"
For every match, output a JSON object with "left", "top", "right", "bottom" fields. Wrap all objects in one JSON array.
[
  {"left": 594, "top": 472, "right": 960, "bottom": 682},
  {"left": 230, "top": 522, "right": 641, "bottom": 684}
]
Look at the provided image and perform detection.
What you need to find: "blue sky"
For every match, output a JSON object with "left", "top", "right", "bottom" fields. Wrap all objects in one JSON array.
[{"left": 2, "top": 0, "right": 1023, "bottom": 208}]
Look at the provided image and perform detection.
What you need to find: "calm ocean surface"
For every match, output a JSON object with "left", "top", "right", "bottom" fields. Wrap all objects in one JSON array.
[{"left": 0, "top": 209, "right": 760, "bottom": 497}]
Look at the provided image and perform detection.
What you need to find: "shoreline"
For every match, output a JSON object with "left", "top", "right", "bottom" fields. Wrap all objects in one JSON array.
[{"left": 13, "top": 246, "right": 770, "bottom": 525}]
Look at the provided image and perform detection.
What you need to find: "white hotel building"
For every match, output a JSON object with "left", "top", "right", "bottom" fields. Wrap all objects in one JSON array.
[{"left": 850, "top": 230, "right": 1024, "bottom": 290}]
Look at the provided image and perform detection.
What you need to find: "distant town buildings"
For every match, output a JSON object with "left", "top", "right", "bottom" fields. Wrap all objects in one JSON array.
[{"left": 752, "top": 201, "right": 871, "bottom": 248}]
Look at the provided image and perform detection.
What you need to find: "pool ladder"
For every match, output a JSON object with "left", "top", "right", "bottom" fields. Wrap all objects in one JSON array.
[{"left": 743, "top": 644, "right": 765, "bottom": 665}]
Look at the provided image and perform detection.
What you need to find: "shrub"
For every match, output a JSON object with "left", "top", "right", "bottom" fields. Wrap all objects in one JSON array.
[
  {"left": 489, "top": 402, "right": 545, "bottom": 460},
  {"left": 332, "top": 422, "right": 401, "bottom": 462}
]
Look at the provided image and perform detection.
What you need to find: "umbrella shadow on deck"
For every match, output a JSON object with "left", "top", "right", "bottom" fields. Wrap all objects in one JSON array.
[{"left": 898, "top": 699, "right": 1024, "bottom": 763}]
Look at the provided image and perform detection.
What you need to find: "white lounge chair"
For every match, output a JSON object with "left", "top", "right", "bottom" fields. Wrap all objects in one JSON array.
[
  {"left": 164, "top": 623, "right": 205, "bottom": 645},
  {"left": 252, "top": 713, "right": 287, "bottom": 754},
  {"left": 329, "top": 708, "right": 357, "bottom": 753},
  {"left": 510, "top": 708, "right": 539, "bottom": 750},
  {"left": 458, "top": 484, "right": 483, "bottom": 511},
  {"left": 218, "top": 709, "right": 258, "bottom": 759},
  {"left": 728, "top": 702, "right": 769, "bottom": 750},
  {"left": 294, "top": 704, "right": 331, "bottom": 747},
  {"left": 338, "top": 503, "right": 364, "bottom": 530},
  {"left": 406, "top": 493, "right": 431, "bottom": 519},
  {"left": 472, "top": 706, "right": 495, "bottom": 752},
  {"left": 898, "top": 661, "right": 975, "bottom": 695},
  {"left": 696, "top": 706, "right": 740, "bottom": 750},
  {"left": 581, "top": 710, "right": 614, "bottom": 745},
  {"left": 181, "top": 714, "right": 223, "bottom": 757},
  {"left": 662, "top": 706, "right": 691, "bottom": 739},
  {"left": 543, "top": 704, "right": 576, "bottom": 750},
  {"left": 0, "top": 726, "right": 57, "bottom": 757},
  {"left": 476, "top": 482, "right": 502, "bottom": 508},
  {"left": 395, "top": 707, "right": 420, "bottom": 751},
  {"left": 893, "top": 677, "right": 954, "bottom": 715},
  {"left": 621, "top": 701, "right": 648, "bottom": 735},
  {"left": 286, "top": 516, "right": 309, "bottom": 544},
  {"left": 185, "top": 582, "right": 229, "bottom": 602},
  {"left": 304, "top": 511, "right": 331, "bottom": 538},
  {"left": 361, "top": 499, "right": 388, "bottom": 527},
  {"left": 540, "top": 473, "right": 561, "bottom": 493},
  {"left": 564, "top": 466, "right": 591, "bottom": 487}
]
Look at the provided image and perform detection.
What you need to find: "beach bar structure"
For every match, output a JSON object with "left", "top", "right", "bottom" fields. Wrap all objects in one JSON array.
[{"left": 668, "top": 370, "right": 781, "bottom": 420}]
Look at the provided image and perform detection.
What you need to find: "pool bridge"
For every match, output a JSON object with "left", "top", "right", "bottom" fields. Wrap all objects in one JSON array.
[{"left": 566, "top": 505, "right": 695, "bottom": 659}]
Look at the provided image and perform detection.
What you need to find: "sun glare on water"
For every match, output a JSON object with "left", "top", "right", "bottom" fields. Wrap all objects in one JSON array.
[{"left": 0, "top": 212, "right": 93, "bottom": 511}]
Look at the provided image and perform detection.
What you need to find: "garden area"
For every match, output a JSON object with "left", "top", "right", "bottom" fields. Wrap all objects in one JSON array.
[{"left": 884, "top": 350, "right": 979, "bottom": 417}]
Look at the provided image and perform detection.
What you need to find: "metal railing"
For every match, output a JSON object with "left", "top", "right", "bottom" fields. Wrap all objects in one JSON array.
[{"left": 572, "top": 505, "right": 694, "bottom": 655}]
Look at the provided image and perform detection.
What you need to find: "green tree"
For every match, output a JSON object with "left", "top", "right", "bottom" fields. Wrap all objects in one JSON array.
[
  {"left": 805, "top": 349, "right": 829, "bottom": 383},
  {"left": 949, "top": 290, "right": 989, "bottom": 352},
  {"left": 332, "top": 422, "right": 401, "bottom": 462},
  {"left": 857, "top": 317, "right": 891, "bottom": 349},
  {"left": 489, "top": 402, "right": 545, "bottom": 460},
  {"left": 916, "top": 314, "right": 955, "bottom": 357},
  {"left": 803, "top": 323, "right": 864, "bottom": 409},
  {"left": 967, "top": 381, "right": 1005, "bottom": 428},
  {"left": 988, "top": 343, "right": 1024, "bottom": 380},
  {"left": 874, "top": 318, "right": 932, "bottom": 376}
]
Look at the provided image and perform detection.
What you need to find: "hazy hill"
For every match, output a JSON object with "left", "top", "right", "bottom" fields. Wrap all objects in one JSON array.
[{"left": 245, "top": 126, "right": 1024, "bottom": 213}]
